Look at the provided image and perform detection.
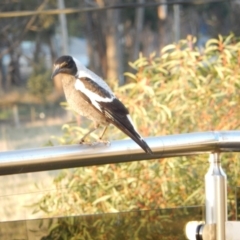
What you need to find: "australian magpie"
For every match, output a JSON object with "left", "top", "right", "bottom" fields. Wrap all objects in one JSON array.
[{"left": 52, "top": 55, "right": 152, "bottom": 154}]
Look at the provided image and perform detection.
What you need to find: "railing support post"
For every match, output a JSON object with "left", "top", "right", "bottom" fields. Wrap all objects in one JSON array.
[{"left": 205, "top": 152, "right": 227, "bottom": 240}]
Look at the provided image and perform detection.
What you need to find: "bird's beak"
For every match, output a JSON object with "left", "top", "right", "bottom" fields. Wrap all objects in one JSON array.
[{"left": 51, "top": 66, "right": 60, "bottom": 79}]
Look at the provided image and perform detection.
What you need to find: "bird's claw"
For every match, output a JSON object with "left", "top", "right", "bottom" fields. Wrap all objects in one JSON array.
[
  {"left": 79, "top": 139, "right": 92, "bottom": 145},
  {"left": 98, "top": 139, "right": 111, "bottom": 146},
  {"left": 78, "top": 139, "right": 110, "bottom": 146}
]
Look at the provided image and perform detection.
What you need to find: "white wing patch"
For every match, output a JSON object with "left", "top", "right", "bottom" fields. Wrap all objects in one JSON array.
[
  {"left": 73, "top": 57, "right": 113, "bottom": 93},
  {"left": 75, "top": 79, "right": 113, "bottom": 111}
]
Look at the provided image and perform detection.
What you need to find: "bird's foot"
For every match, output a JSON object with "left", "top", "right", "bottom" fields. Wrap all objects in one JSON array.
[
  {"left": 88, "top": 140, "right": 110, "bottom": 146},
  {"left": 98, "top": 139, "right": 111, "bottom": 146},
  {"left": 79, "top": 139, "right": 92, "bottom": 145},
  {"left": 79, "top": 139, "right": 110, "bottom": 146}
]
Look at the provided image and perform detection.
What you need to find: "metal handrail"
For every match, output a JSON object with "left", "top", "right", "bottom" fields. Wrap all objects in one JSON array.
[
  {"left": 0, "top": 130, "right": 240, "bottom": 175},
  {"left": 1, "top": 130, "right": 240, "bottom": 239}
]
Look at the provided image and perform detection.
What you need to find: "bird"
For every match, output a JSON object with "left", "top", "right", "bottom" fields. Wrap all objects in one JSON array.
[{"left": 51, "top": 55, "right": 152, "bottom": 154}]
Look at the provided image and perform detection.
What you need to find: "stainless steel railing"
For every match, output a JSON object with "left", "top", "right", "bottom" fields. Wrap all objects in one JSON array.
[
  {"left": 0, "top": 131, "right": 240, "bottom": 175},
  {"left": 1, "top": 130, "right": 240, "bottom": 239}
]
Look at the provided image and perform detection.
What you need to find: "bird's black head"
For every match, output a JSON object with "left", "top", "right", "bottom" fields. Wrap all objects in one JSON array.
[{"left": 51, "top": 55, "right": 77, "bottom": 79}]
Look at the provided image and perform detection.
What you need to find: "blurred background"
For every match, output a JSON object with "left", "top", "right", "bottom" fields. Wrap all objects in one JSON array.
[
  {"left": 0, "top": 0, "right": 238, "bottom": 151},
  {"left": 1, "top": 1, "right": 240, "bottom": 239}
]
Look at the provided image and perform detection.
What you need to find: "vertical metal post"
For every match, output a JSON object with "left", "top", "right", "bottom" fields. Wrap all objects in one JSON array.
[{"left": 205, "top": 152, "right": 227, "bottom": 240}]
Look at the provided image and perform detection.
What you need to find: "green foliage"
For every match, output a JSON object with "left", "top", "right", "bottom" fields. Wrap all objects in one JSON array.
[
  {"left": 122, "top": 34, "right": 240, "bottom": 136},
  {"left": 36, "top": 34, "right": 240, "bottom": 238},
  {"left": 27, "top": 61, "right": 52, "bottom": 102},
  {"left": 39, "top": 207, "right": 201, "bottom": 240}
]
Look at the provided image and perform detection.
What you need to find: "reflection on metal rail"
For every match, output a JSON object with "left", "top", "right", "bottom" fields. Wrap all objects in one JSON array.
[
  {"left": 1, "top": 130, "right": 240, "bottom": 240},
  {"left": 0, "top": 131, "right": 240, "bottom": 175}
]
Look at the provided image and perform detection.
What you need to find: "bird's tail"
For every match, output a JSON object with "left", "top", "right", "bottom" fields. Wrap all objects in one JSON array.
[
  {"left": 112, "top": 119, "right": 153, "bottom": 155},
  {"left": 100, "top": 98, "right": 152, "bottom": 154}
]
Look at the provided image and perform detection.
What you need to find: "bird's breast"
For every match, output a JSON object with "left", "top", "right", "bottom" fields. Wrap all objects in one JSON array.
[{"left": 61, "top": 76, "right": 107, "bottom": 124}]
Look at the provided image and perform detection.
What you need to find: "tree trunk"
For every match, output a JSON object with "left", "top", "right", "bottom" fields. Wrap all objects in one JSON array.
[
  {"left": 158, "top": 1, "right": 168, "bottom": 52},
  {"left": 57, "top": 0, "right": 69, "bottom": 55},
  {"left": 132, "top": 0, "right": 145, "bottom": 61},
  {"left": 105, "top": 0, "right": 124, "bottom": 85},
  {"left": 0, "top": 58, "right": 4, "bottom": 94},
  {"left": 85, "top": 10, "right": 107, "bottom": 78},
  {"left": 47, "top": 36, "right": 57, "bottom": 66},
  {"left": 173, "top": 4, "right": 180, "bottom": 42},
  {"left": 34, "top": 32, "right": 42, "bottom": 62},
  {"left": 6, "top": 49, "right": 21, "bottom": 89}
]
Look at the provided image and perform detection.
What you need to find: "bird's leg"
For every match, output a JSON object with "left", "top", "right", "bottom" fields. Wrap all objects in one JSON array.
[
  {"left": 79, "top": 124, "right": 99, "bottom": 144},
  {"left": 99, "top": 125, "right": 108, "bottom": 140},
  {"left": 98, "top": 125, "right": 110, "bottom": 145}
]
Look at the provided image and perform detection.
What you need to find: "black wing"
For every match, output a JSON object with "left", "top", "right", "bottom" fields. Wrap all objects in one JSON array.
[{"left": 99, "top": 98, "right": 152, "bottom": 154}]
